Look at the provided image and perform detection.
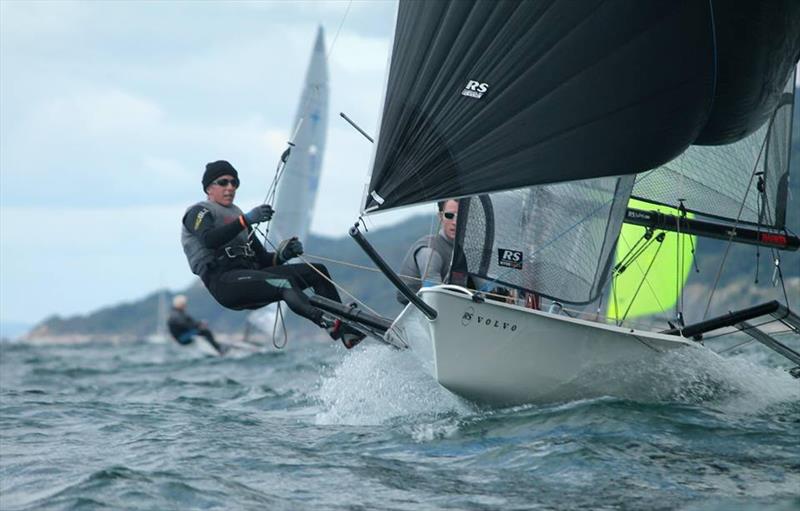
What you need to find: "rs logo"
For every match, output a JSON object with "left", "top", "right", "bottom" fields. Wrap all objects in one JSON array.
[
  {"left": 497, "top": 248, "right": 523, "bottom": 269},
  {"left": 501, "top": 250, "right": 521, "bottom": 262},
  {"left": 461, "top": 80, "right": 489, "bottom": 99},
  {"left": 464, "top": 80, "right": 489, "bottom": 93}
]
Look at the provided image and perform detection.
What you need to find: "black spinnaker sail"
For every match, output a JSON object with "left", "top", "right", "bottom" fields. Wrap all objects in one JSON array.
[{"left": 363, "top": 0, "right": 717, "bottom": 212}]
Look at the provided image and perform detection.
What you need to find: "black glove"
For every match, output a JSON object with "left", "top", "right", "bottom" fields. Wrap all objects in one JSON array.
[
  {"left": 277, "top": 237, "right": 303, "bottom": 263},
  {"left": 244, "top": 204, "right": 274, "bottom": 224}
]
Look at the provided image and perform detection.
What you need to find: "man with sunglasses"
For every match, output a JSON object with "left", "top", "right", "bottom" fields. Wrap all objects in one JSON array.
[
  {"left": 180, "top": 160, "right": 365, "bottom": 348},
  {"left": 396, "top": 199, "right": 460, "bottom": 305}
]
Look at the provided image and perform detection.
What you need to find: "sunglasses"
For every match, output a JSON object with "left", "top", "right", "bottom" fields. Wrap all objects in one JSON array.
[
  {"left": 213, "top": 178, "right": 240, "bottom": 188},
  {"left": 442, "top": 212, "right": 457, "bottom": 220}
]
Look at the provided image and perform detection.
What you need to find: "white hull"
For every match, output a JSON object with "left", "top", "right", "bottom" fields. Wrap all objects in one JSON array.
[{"left": 387, "top": 287, "right": 698, "bottom": 405}]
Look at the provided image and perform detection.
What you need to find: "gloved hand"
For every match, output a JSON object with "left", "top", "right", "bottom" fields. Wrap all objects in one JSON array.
[
  {"left": 244, "top": 204, "right": 274, "bottom": 225},
  {"left": 277, "top": 237, "right": 303, "bottom": 263}
]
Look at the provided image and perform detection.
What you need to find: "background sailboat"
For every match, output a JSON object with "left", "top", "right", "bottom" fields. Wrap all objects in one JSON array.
[{"left": 146, "top": 288, "right": 169, "bottom": 344}]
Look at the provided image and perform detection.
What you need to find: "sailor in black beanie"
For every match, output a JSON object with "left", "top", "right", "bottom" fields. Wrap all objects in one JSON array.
[
  {"left": 179, "top": 160, "right": 365, "bottom": 350},
  {"left": 202, "top": 160, "right": 239, "bottom": 191}
]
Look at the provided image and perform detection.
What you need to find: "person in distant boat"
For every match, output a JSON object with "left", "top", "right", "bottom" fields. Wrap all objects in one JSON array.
[
  {"left": 180, "top": 160, "right": 364, "bottom": 349},
  {"left": 396, "top": 199, "right": 461, "bottom": 305},
  {"left": 167, "top": 294, "right": 226, "bottom": 355}
]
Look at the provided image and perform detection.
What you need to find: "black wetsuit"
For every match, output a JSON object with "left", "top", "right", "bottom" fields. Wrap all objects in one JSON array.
[
  {"left": 167, "top": 307, "right": 224, "bottom": 354},
  {"left": 182, "top": 204, "right": 341, "bottom": 327}
]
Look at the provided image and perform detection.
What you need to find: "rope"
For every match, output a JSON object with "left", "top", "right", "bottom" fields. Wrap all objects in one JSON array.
[
  {"left": 291, "top": 246, "right": 537, "bottom": 311},
  {"left": 327, "top": 1, "right": 352, "bottom": 61},
  {"left": 254, "top": 230, "right": 385, "bottom": 317},
  {"left": 272, "top": 303, "right": 288, "bottom": 349},
  {"left": 304, "top": 253, "right": 386, "bottom": 273}
]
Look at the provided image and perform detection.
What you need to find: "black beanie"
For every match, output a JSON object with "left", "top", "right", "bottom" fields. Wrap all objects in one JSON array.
[{"left": 202, "top": 160, "right": 239, "bottom": 191}]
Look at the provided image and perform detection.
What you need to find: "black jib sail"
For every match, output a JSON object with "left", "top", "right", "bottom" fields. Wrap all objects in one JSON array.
[{"left": 363, "top": 0, "right": 800, "bottom": 214}]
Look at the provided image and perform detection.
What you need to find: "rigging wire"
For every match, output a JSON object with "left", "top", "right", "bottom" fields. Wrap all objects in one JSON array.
[
  {"left": 251, "top": 223, "right": 384, "bottom": 317},
  {"left": 675, "top": 200, "right": 686, "bottom": 327},
  {"left": 618, "top": 233, "right": 666, "bottom": 325},
  {"left": 702, "top": 129, "right": 770, "bottom": 320},
  {"left": 752, "top": 174, "right": 792, "bottom": 307},
  {"left": 327, "top": 0, "right": 352, "bottom": 61},
  {"left": 676, "top": 149, "right": 687, "bottom": 326},
  {"left": 611, "top": 228, "right": 669, "bottom": 325}
]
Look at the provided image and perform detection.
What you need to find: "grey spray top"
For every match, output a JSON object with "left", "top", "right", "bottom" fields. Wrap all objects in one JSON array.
[
  {"left": 396, "top": 229, "right": 454, "bottom": 304},
  {"left": 181, "top": 200, "right": 248, "bottom": 277}
]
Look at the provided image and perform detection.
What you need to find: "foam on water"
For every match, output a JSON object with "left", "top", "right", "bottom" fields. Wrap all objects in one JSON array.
[
  {"left": 313, "top": 344, "right": 474, "bottom": 426},
  {"left": 566, "top": 343, "right": 799, "bottom": 413},
  {"left": 315, "top": 328, "right": 798, "bottom": 426}
]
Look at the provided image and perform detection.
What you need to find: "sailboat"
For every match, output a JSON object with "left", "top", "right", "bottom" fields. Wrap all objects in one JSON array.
[
  {"left": 315, "top": 0, "right": 800, "bottom": 405},
  {"left": 146, "top": 288, "right": 169, "bottom": 344}
]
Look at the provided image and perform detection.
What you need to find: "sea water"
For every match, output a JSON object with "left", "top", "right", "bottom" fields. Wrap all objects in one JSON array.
[{"left": 1, "top": 335, "right": 798, "bottom": 510}]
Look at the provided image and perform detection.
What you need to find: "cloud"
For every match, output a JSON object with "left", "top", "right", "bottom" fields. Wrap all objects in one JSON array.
[
  {"left": 0, "top": 1, "right": 89, "bottom": 42},
  {"left": 0, "top": 204, "right": 196, "bottom": 323},
  {"left": 0, "top": 1, "right": 400, "bottom": 324},
  {"left": 29, "top": 89, "right": 164, "bottom": 137}
]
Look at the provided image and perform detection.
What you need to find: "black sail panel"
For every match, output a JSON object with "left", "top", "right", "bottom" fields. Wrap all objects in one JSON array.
[
  {"left": 695, "top": 0, "right": 800, "bottom": 145},
  {"left": 365, "top": 0, "right": 715, "bottom": 212}
]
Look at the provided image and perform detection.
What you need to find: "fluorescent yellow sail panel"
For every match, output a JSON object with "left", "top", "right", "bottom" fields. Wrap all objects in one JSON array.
[{"left": 607, "top": 199, "right": 695, "bottom": 321}]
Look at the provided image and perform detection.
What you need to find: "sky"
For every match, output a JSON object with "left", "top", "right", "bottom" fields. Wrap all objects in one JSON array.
[{"left": 0, "top": 0, "right": 432, "bottom": 325}]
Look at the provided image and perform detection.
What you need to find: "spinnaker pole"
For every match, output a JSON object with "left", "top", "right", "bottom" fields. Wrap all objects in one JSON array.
[
  {"left": 624, "top": 208, "right": 800, "bottom": 251},
  {"left": 349, "top": 224, "right": 437, "bottom": 320}
]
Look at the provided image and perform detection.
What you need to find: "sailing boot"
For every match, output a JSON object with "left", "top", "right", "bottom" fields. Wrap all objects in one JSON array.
[{"left": 323, "top": 317, "right": 366, "bottom": 349}]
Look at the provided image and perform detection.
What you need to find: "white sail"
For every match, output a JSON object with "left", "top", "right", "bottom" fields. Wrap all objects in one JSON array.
[
  {"left": 269, "top": 26, "right": 329, "bottom": 244},
  {"left": 147, "top": 288, "right": 169, "bottom": 344}
]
